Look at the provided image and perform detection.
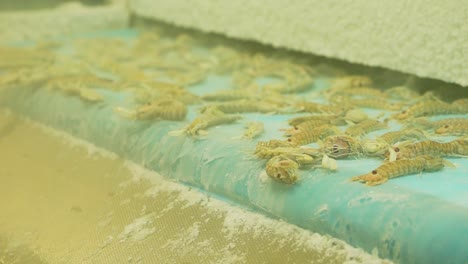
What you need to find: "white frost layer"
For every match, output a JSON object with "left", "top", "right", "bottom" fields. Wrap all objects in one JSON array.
[
  {"left": 129, "top": 0, "right": 467, "bottom": 86},
  {"left": 119, "top": 213, "right": 157, "bottom": 242},
  {"left": 130, "top": 162, "right": 390, "bottom": 263},
  {"left": 0, "top": 2, "right": 128, "bottom": 43}
]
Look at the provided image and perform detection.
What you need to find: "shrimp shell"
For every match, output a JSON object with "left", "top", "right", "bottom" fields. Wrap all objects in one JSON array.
[{"left": 350, "top": 155, "right": 445, "bottom": 186}]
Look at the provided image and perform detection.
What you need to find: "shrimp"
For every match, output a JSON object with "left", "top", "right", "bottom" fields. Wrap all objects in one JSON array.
[
  {"left": 345, "top": 119, "right": 387, "bottom": 137},
  {"left": 431, "top": 118, "right": 468, "bottom": 128},
  {"left": 170, "top": 108, "right": 241, "bottom": 136},
  {"left": 288, "top": 115, "right": 346, "bottom": 127},
  {"left": 321, "top": 135, "right": 363, "bottom": 159},
  {"left": 361, "top": 129, "right": 427, "bottom": 157},
  {"left": 255, "top": 146, "right": 320, "bottom": 166},
  {"left": 350, "top": 155, "right": 446, "bottom": 186},
  {"left": 255, "top": 140, "right": 294, "bottom": 154},
  {"left": 378, "top": 128, "right": 427, "bottom": 145},
  {"left": 153, "top": 100, "right": 188, "bottom": 121},
  {"left": 406, "top": 118, "right": 467, "bottom": 131},
  {"left": 430, "top": 118, "right": 468, "bottom": 136},
  {"left": 265, "top": 155, "right": 300, "bottom": 184},
  {"left": 392, "top": 139, "right": 468, "bottom": 159},
  {"left": 200, "top": 100, "right": 276, "bottom": 114},
  {"left": 394, "top": 100, "right": 460, "bottom": 120},
  {"left": 287, "top": 125, "right": 341, "bottom": 146},
  {"left": 235, "top": 121, "right": 264, "bottom": 139},
  {"left": 435, "top": 123, "right": 468, "bottom": 136},
  {"left": 344, "top": 109, "right": 368, "bottom": 123},
  {"left": 282, "top": 120, "right": 331, "bottom": 136},
  {"left": 115, "top": 99, "right": 187, "bottom": 121}
]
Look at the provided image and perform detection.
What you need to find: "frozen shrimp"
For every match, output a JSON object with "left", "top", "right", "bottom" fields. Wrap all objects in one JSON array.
[
  {"left": 378, "top": 128, "right": 427, "bottom": 145},
  {"left": 288, "top": 115, "right": 346, "bottom": 127},
  {"left": 255, "top": 146, "right": 320, "bottom": 166},
  {"left": 394, "top": 100, "right": 461, "bottom": 120},
  {"left": 265, "top": 155, "right": 300, "bottom": 184},
  {"left": 392, "top": 139, "right": 468, "bottom": 159},
  {"left": 200, "top": 100, "right": 276, "bottom": 114},
  {"left": 169, "top": 108, "right": 241, "bottom": 136},
  {"left": 115, "top": 99, "right": 187, "bottom": 121},
  {"left": 345, "top": 119, "right": 387, "bottom": 137},
  {"left": 234, "top": 121, "right": 264, "bottom": 140},
  {"left": 435, "top": 123, "right": 468, "bottom": 136},
  {"left": 350, "top": 155, "right": 447, "bottom": 186},
  {"left": 287, "top": 125, "right": 341, "bottom": 146}
]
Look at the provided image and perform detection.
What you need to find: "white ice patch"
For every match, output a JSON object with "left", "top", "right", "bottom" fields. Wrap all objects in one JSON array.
[{"left": 119, "top": 213, "right": 157, "bottom": 242}]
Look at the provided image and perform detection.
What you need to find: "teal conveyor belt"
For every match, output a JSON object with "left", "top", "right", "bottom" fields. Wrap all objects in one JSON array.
[{"left": 1, "top": 30, "right": 468, "bottom": 264}]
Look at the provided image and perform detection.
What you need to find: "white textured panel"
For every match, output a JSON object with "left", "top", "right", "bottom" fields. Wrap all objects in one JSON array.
[
  {"left": 129, "top": 0, "right": 467, "bottom": 86},
  {"left": 0, "top": 3, "right": 128, "bottom": 42}
]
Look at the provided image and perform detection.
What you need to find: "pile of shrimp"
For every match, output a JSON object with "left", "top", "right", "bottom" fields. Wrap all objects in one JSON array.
[
  {"left": 1, "top": 25, "right": 466, "bottom": 187},
  {"left": 250, "top": 77, "right": 466, "bottom": 185}
]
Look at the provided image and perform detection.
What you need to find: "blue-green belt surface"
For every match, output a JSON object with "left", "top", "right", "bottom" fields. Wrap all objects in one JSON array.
[{"left": 1, "top": 30, "right": 468, "bottom": 264}]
